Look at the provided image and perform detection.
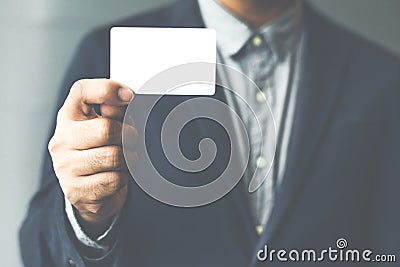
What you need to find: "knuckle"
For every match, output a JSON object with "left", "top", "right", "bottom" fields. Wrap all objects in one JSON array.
[
  {"left": 106, "top": 172, "right": 123, "bottom": 192},
  {"left": 126, "top": 124, "right": 138, "bottom": 138},
  {"left": 79, "top": 121, "right": 92, "bottom": 145},
  {"left": 105, "top": 146, "right": 123, "bottom": 169},
  {"left": 88, "top": 173, "right": 124, "bottom": 202},
  {"left": 53, "top": 151, "right": 80, "bottom": 177},
  {"left": 71, "top": 79, "right": 84, "bottom": 94},
  {"left": 99, "top": 81, "right": 112, "bottom": 101},
  {"left": 91, "top": 180, "right": 110, "bottom": 202},
  {"left": 56, "top": 107, "right": 65, "bottom": 123},
  {"left": 122, "top": 125, "right": 138, "bottom": 151},
  {"left": 77, "top": 152, "right": 97, "bottom": 176},
  {"left": 132, "top": 126, "right": 139, "bottom": 138},
  {"left": 48, "top": 136, "right": 56, "bottom": 154},
  {"left": 68, "top": 161, "right": 81, "bottom": 176},
  {"left": 54, "top": 158, "right": 72, "bottom": 177},
  {"left": 48, "top": 137, "right": 67, "bottom": 165},
  {"left": 51, "top": 158, "right": 62, "bottom": 174},
  {"left": 130, "top": 126, "right": 139, "bottom": 146},
  {"left": 98, "top": 119, "right": 113, "bottom": 142},
  {"left": 90, "top": 186, "right": 103, "bottom": 202},
  {"left": 80, "top": 180, "right": 102, "bottom": 202},
  {"left": 69, "top": 79, "right": 87, "bottom": 103},
  {"left": 62, "top": 186, "right": 77, "bottom": 203}
]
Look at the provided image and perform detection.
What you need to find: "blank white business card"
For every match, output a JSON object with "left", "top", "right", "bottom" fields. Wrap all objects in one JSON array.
[{"left": 110, "top": 27, "right": 216, "bottom": 95}]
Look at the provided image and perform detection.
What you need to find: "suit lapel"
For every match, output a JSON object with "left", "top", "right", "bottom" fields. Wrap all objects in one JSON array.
[{"left": 257, "top": 4, "right": 351, "bottom": 248}]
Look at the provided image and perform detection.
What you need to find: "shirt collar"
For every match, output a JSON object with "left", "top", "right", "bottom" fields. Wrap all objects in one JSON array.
[{"left": 198, "top": 0, "right": 303, "bottom": 61}]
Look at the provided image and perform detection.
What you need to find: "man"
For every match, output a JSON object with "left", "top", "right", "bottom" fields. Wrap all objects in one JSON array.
[{"left": 20, "top": 0, "right": 400, "bottom": 266}]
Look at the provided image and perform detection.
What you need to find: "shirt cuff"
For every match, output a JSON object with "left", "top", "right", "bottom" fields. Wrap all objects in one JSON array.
[{"left": 64, "top": 197, "right": 119, "bottom": 252}]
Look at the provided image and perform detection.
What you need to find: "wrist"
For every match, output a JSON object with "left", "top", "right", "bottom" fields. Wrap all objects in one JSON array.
[{"left": 75, "top": 209, "right": 116, "bottom": 239}]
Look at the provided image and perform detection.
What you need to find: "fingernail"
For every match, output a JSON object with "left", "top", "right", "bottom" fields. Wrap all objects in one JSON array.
[{"left": 118, "top": 88, "right": 133, "bottom": 102}]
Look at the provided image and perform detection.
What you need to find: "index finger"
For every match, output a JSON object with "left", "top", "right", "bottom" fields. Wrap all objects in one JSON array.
[{"left": 62, "top": 78, "right": 133, "bottom": 120}]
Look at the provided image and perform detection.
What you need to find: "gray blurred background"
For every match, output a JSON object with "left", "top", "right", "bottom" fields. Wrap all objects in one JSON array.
[{"left": 0, "top": 0, "right": 399, "bottom": 266}]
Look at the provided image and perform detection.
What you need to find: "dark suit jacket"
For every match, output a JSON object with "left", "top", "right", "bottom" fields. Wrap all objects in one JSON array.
[{"left": 20, "top": 1, "right": 400, "bottom": 266}]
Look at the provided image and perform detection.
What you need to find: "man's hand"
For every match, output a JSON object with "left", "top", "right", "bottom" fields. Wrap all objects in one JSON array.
[{"left": 48, "top": 79, "right": 138, "bottom": 238}]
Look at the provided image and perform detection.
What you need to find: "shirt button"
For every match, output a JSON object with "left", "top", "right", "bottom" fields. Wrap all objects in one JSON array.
[
  {"left": 256, "top": 225, "right": 264, "bottom": 235},
  {"left": 256, "top": 156, "right": 268, "bottom": 169},
  {"left": 65, "top": 259, "right": 77, "bottom": 267},
  {"left": 252, "top": 35, "right": 262, "bottom": 47},
  {"left": 256, "top": 91, "right": 267, "bottom": 103}
]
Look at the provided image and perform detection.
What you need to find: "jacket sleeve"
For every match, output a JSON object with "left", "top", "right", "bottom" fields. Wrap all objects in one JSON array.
[{"left": 19, "top": 28, "right": 122, "bottom": 267}]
